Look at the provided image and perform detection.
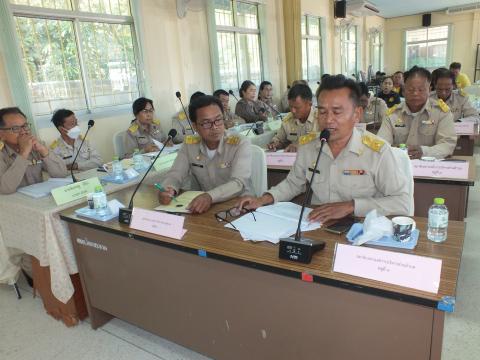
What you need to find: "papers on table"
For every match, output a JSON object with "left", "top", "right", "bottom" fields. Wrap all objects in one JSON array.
[
  {"left": 17, "top": 177, "right": 73, "bottom": 198},
  {"left": 154, "top": 191, "right": 204, "bottom": 213},
  {"left": 150, "top": 139, "right": 182, "bottom": 154},
  {"left": 225, "top": 202, "right": 321, "bottom": 244}
]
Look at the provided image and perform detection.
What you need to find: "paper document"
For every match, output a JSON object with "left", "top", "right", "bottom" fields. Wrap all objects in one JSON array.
[
  {"left": 151, "top": 140, "right": 182, "bottom": 154},
  {"left": 17, "top": 177, "right": 73, "bottom": 198},
  {"left": 154, "top": 191, "right": 204, "bottom": 213},
  {"left": 226, "top": 202, "right": 321, "bottom": 243}
]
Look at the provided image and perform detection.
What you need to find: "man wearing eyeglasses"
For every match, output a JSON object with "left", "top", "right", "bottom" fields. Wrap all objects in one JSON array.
[
  {"left": 157, "top": 95, "right": 253, "bottom": 214},
  {"left": 0, "top": 107, "right": 68, "bottom": 194}
]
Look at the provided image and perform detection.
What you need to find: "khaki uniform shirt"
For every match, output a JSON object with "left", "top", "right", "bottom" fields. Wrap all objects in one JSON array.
[
  {"left": 377, "top": 99, "right": 457, "bottom": 159},
  {"left": 50, "top": 136, "right": 103, "bottom": 171},
  {"left": 235, "top": 99, "right": 267, "bottom": 123},
  {"left": 162, "top": 133, "right": 254, "bottom": 203},
  {"left": 124, "top": 119, "right": 166, "bottom": 157},
  {"left": 0, "top": 143, "right": 68, "bottom": 194},
  {"left": 268, "top": 129, "right": 411, "bottom": 217},
  {"left": 362, "top": 97, "right": 387, "bottom": 124},
  {"left": 271, "top": 107, "right": 318, "bottom": 148},
  {"left": 430, "top": 90, "right": 479, "bottom": 121}
]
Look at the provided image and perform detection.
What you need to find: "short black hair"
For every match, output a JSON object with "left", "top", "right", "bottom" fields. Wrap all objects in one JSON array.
[
  {"left": 433, "top": 67, "right": 455, "bottom": 85},
  {"left": 393, "top": 71, "right": 403, "bottom": 76},
  {"left": 404, "top": 66, "right": 432, "bottom": 83},
  {"left": 259, "top": 81, "right": 272, "bottom": 92},
  {"left": 287, "top": 84, "right": 313, "bottom": 101},
  {"left": 0, "top": 107, "right": 26, "bottom": 127},
  {"left": 239, "top": 80, "right": 255, "bottom": 98},
  {"left": 358, "top": 82, "right": 369, "bottom": 97},
  {"left": 190, "top": 91, "right": 206, "bottom": 103},
  {"left": 213, "top": 89, "right": 229, "bottom": 98},
  {"left": 132, "top": 97, "right": 154, "bottom": 116},
  {"left": 318, "top": 74, "right": 361, "bottom": 106},
  {"left": 449, "top": 62, "right": 461, "bottom": 70},
  {"left": 51, "top": 109, "right": 74, "bottom": 129},
  {"left": 188, "top": 95, "right": 224, "bottom": 123},
  {"left": 321, "top": 74, "right": 330, "bottom": 80},
  {"left": 381, "top": 76, "right": 393, "bottom": 84}
]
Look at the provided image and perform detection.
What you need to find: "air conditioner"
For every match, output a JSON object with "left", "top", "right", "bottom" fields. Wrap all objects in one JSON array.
[
  {"left": 446, "top": 3, "right": 480, "bottom": 15},
  {"left": 347, "top": 0, "right": 380, "bottom": 17}
]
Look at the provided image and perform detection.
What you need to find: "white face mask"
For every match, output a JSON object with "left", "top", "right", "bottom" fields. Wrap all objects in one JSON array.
[{"left": 66, "top": 125, "right": 81, "bottom": 139}]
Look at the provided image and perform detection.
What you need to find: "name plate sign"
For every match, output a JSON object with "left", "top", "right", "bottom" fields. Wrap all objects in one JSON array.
[
  {"left": 333, "top": 243, "right": 442, "bottom": 293},
  {"left": 454, "top": 122, "right": 475, "bottom": 135},
  {"left": 266, "top": 152, "right": 297, "bottom": 167},
  {"left": 411, "top": 159, "right": 469, "bottom": 179},
  {"left": 130, "top": 207, "right": 187, "bottom": 240},
  {"left": 354, "top": 123, "right": 367, "bottom": 131},
  {"left": 51, "top": 177, "right": 101, "bottom": 206},
  {"left": 153, "top": 152, "right": 178, "bottom": 172}
]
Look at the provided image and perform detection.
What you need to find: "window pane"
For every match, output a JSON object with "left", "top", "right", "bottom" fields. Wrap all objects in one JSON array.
[
  {"left": 236, "top": 1, "right": 258, "bottom": 29},
  {"left": 217, "top": 32, "right": 238, "bottom": 90},
  {"left": 301, "top": 15, "right": 306, "bottom": 36},
  {"left": 79, "top": 22, "right": 138, "bottom": 109},
  {"left": 406, "top": 28, "right": 427, "bottom": 43},
  {"left": 406, "top": 43, "right": 427, "bottom": 68},
  {"left": 302, "top": 38, "right": 307, "bottom": 80},
  {"left": 427, "top": 26, "right": 448, "bottom": 40},
  {"left": 10, "top": 0, "right": 71, "bottom": 10},
  {"left": 77, "top": 0, "right": 130, "bottom": 15},
  {"left": 347, "top": 43, "right": 356, "bottom": 75},
  {"left": 15, "top": 16, "right": 86, "bottom": 115},
  {"left": 236, "top": 33, "right": 262, "bottom": 86},
  {"left": 307, "top": 16, "right": 319, "bottom": 37},
  {"left": 348, "top": 26, "right": 356, "bottom": 41},
  {"left": 427, "top": 40, "right": 447, "bottom": 67},
  {"left": 214, "top": 0, "right": 233, "bottom": 26},
  {"left": 307, "top": 39, "right": 321, "bottom": 81}
]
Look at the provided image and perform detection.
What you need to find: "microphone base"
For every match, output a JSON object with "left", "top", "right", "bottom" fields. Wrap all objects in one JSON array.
[
  {"left": 278, "top": 236, "right": 325, "bottom": 264},
  {"left": 118, "top": 207, "right": 133, "bottom": 225}
]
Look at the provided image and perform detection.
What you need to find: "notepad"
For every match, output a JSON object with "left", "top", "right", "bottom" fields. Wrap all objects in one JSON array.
[{"left": 154, "top": 191, "right": 204, "bottom": 213}]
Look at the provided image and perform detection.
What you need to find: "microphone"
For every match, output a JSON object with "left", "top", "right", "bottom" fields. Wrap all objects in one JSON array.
[
  {"left": 245, "top": 123, "right": 257, "bottom": 136},
  {"left": 279, "top": 129, "right": 330, "bottom": 264},
  {"left": 70, "top": 119, "right": 94, "bottom": 182},
  {"left": 119, "top": 129, "right": 177, "bottom": 225},
  {"left": 175, "top": 91, "right": 195, "bottom": 135},
  {"left": 228, "top": 89, "right": 240, "bottom": 102}
]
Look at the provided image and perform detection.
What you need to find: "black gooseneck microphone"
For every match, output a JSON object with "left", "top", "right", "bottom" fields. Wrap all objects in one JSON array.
[
  {"left": 228, "top": 89, "right": 240, "bottom": 102},
  {"left": 70, "top": 119, "right": 94, "bottom": 182},
  {"left": 118, "top": 128, "right": 177, "bottom": 225},
  {"left": 175, "top": 91, "right": 195, "bottom": 134},
  {"left": 279, "top": 129, "right": 331, "bottom": 264}
]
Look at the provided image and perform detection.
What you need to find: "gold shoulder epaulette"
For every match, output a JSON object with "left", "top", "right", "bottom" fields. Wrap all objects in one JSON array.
[
  {"left": 362, "top": 134, "right": 384, "bottom": 152},
  {"left": 226, "top": 135, "right": 240, "bottom": 145},
  {"left": 128, "top": 123, "right": 139, "bottom": 133},
  {"left": 50, "top": 139, "right": 58, "bottom": 149},
  {"left": 0, "top": 141, "right": 4, "bottom": 151},
  {"left": 79, "top": 134, "right": 84, "bottom": 141},
  {"left": 459, "top": 89, "right": 467, "bottom": 97},
  {"left": 152, "top": 119, "right": 160, "bottom": 125},
  {"left": 282, "top": 112, "right": 293, "bottom": 123},
  {"left": 178, "top": 112, "right": 187, "bottom": 121},
  {"left": 437, "top": 99, "right": 450, "bottom": 113},
  {"left": 299, "top": 132, "right": 317, "bottom": 145},
  {"left": 185, "top": 134, "right": 200, "bottom": 145},
  {"left": 386, "top": 104, "right": 399, "bottom": 116}
]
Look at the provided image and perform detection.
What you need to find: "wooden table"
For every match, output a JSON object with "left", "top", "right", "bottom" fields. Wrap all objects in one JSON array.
[{"left": 60, "top": 187, "right": 465, "bottom": 360}]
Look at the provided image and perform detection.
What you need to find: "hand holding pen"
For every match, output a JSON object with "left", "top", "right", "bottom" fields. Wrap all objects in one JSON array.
[{"left": 155, "top": 183, "right": 177, "bottom": 204}]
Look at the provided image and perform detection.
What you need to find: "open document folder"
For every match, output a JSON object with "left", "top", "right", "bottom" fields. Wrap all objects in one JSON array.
[
  {"left": 225, "top": 202, "right": 321, "bottom": 244},
  {"left": 154, "top": 191, "right": 204, "bottom": 213}
]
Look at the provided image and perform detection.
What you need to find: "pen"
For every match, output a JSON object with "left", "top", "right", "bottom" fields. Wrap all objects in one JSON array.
[{"left": 154, "top": 183, "right": 177, "bottom": 201}]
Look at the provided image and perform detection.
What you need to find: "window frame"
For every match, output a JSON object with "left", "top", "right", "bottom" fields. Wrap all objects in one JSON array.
[
  {"left": 340, "top": 24, "right": 358, "bottom": 77},
  {"left": 301, "top": 14, "right": 324, "bottom": 83},
  {"left": 369, "top": 31, "right": 383, "bottom": 73}
]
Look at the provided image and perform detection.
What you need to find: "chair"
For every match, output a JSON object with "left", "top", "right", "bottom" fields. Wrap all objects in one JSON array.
[
  {"left": 249, "top": 145, "right": 268, "bottom": 197},
  {"left": 113, "top": 131, "right": 126, "bottom": 158},
  {"left": 391, "top": 147, "right": 414, "bottom": 216}
]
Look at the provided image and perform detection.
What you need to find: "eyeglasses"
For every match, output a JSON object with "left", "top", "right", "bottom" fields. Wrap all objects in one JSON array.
[
  {"left": 141, "top": 109, "right": 154, "bottom": 114},
  {"left": 0, "top": 123, "right": 31, "bottom": 134},
  {"left": 215, "top": 207, "right": 256, "bottom": 230},
  {"left": 198, "top": 119, "right": 224, "bottom": 129}
]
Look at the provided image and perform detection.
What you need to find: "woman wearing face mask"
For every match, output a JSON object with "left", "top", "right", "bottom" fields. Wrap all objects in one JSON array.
[
  {"left": 376, "top": 76, "right": 401, "bottom": 108},
  {"left": 234, "top": 80, "right": 268, "bottom": 123},
  {"left": 50, "top": 109, "right": 103, "bottom": 171}
]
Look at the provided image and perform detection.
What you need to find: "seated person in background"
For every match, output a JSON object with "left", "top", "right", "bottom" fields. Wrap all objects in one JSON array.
[
  {"left": 237, "top": 75, "right": 411, "bottom": 223},
  {"left": 235, "top": 80, "right": 268, "bottom": 123},
  {"left": 378, "top": 66, "right": 456, "bottom": 159},
  {"left": 0, "top": 107, "right": 68, "bottom": 194},
  {"left": 213, "top": 89, "right": 245, "bottom": 128},
  {"left": 158, "top": 95, "right": 253, "bottom": 214},
  {"left": 377, "top": 76, "right": 401, "bottom": 108},
  {"left": 172, "top": 91, "right": 205, "bottom": 143},
  {"left": 124, "top": 97, "right": 166, "bottom": 157},
  {"left": 267, "top": 83, "right": 317, "bottom": 153},
  {"left": 257, "top": 81, "right": 279, "bottom": 117},
  {"left": 280, "top": 80, "right": 309, "bottom": 113},
  {"left": 50, "top": 109, "right": 103, "bottom": 171},
  {"left": 370, "top": 71, "right": 385, "bottom": 86},
  {"left": 358, "top": 82, "right": 387, "bottom": 124},
  {"left": 430, "top": 68, "right": 479, "bottom": 122},
  {"left": 450, "top": 62, "right": 471, "bottom": 89},
  {"left": 392, "top": 71, "right": 404, "bottom": 97}
]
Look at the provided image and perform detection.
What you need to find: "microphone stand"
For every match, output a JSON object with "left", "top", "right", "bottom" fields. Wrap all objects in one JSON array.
[
  {"left": 228, "top": 90, "right": 240, "bottom": 102},
  {"left": 70, "top": 121, "right": 94, "bottom": 182}
]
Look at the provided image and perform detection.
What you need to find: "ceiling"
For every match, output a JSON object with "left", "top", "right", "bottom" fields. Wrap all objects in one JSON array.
[{"left": 363, "top": 0, "right": 480, "bottom": 18}]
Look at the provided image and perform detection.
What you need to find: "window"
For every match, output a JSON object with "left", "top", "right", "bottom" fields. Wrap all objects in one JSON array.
[
  {"left": 301, "top": 15, "right": 322, "bottom": 83},
  {"left": 341, "top": 25, "right": 357, "bottom": 77},
  {"left": 405, "top": 25, "right": 449, "bottom": 70},
  {"left": 10, "top": 0, "right": 139, "bottom": 116},
  {"left": 211, "top": 0, "right": 263, "bottom": 90},
  {"left": 370, "top": 31, "right": 383, "bottom": 73}
]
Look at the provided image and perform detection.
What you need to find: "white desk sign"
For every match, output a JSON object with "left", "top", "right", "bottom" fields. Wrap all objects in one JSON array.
[
  {"left": 354, "top": 123, "right": 367, "bottom": 131},
  {"left": 333, "top": 243, "right": 442, "bottom": 294},
  {"left": 130, "top": 207, "right": 187, "bottom": 240},
  {"left": 411, "top": 159, "right": 469, "bottom": 179},
  {"left": 454, "top": 122, "right": 475, "bottom": 135}
]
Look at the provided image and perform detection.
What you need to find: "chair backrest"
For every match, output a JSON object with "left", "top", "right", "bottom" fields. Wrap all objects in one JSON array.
[
  {"left": 391, "top": 147, "right": 414, "bottom": 216},
  {"left": 113, "top": 131, "right": 126, "bottom": 158},
  {"left": 249, "top": 144, "right": 267, "bottom": 197}
]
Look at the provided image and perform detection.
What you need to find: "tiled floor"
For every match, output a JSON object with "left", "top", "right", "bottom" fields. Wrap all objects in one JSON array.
[{"left": 1, "top": 151, "right": 480, "bottom": 360}]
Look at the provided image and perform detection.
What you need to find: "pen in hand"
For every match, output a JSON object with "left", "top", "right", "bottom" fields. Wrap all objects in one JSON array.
[{"left": 154, "top": 183, "right": 177, "bottom": 202}]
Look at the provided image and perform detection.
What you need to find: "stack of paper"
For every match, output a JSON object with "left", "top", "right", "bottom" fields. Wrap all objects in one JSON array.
[
  {"left": 17, "top": 177, "right": 73, "bottom": 198},
  {"left": 226, "top": 202, "right": 321, "bottom": 244}
]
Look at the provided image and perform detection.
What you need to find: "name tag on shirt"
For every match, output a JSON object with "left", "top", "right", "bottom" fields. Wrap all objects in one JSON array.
[
  {"left": 308, "top": 167, "right": 320, "bottom": 174},
  {"left": 289, "top": 133, "right": 297, "bottom": 136},
  {"left": 191, "top": 163, "right": 204, "bottom": 168},
  {"left": 63, "top": 155, "right": 72, "bottom": 159}
]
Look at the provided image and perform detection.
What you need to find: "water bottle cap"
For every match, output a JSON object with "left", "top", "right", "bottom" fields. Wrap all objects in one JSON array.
[
  {"left": 434, "top": 197, "right": 445, "bottom": 205},
  {"left": 399, "top": 143, "right": 406, "bottom": 149},
  {"left": 94, "top": 185, "right": 103, "bottom": 192}
]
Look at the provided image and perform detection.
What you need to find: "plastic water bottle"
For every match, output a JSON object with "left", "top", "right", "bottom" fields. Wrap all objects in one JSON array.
[
  {"left": 132, "top": 148, "right": 144, "bottom": 171},
  {"left": 427, "top": 198, "right": 449, "bottom": 242},
  {"left": 112, "top": 156, "right": 124, "bottom": 181},
  {"left": 92, "top": 185, "right": 110, "bottom": 216}
]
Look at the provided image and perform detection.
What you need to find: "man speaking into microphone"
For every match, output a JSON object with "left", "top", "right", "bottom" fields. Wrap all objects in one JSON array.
[{"left": 238, "top": 75, "right": 411, "bottom": 223}]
